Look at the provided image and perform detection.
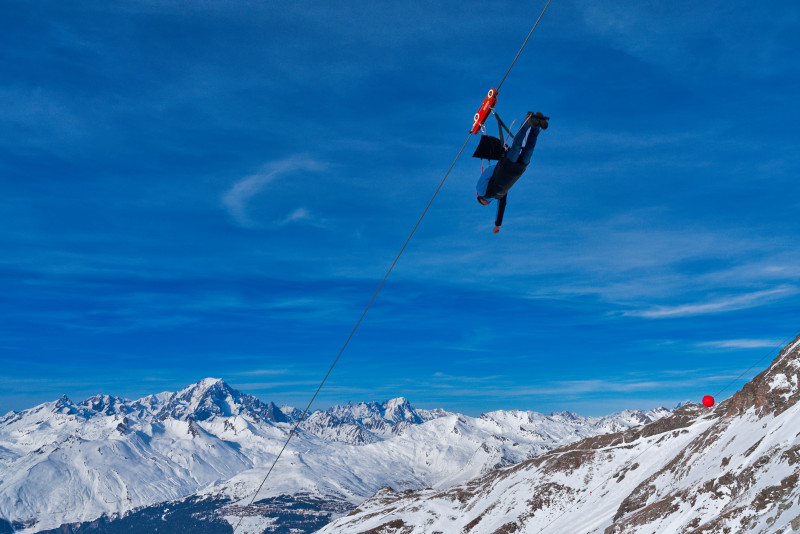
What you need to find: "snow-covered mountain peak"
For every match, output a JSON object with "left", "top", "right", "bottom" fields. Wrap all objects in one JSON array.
[
  {"left": 324, "top": 397, "right": 436, "bottom": 425},
  {"left": 152, "top": 378, "right": 289, "bottom": 423},
  {"left": 298, "top": 397, "right": 449, "bottom": 444},
  {"left": 280, "top": 404, "right": 302, "bottom": 420},
  {"left": 549, "top": 409, "right": 580, "bottom": 421},
  {"left": 175, "top": 376, "right": 234, "bottom": 402},
  {"left": 134, "top": 378, "right": 233, "bottom": 420},
  {"left": 647, "top": 405, "right": 672, "bottom": 417},
  {"left": 79, "top": 394, "right": 131, "bottom": 416},
  {"left": 197, "top": 376, "right": 225, "bottom": 388},
  {"left": 383, "top": 396, "right": 413, "bottom": 420},
  {"left": 609, "top": 408, "right": 655, "bottom": 426},
  {"left": 40, "top": 395, "right": 85, "bottom": 418}
]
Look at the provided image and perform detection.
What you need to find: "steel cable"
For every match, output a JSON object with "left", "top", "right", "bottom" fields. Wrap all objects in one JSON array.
[
  {"left": 232, "top": 133, "right": 473, "bottom": 533},
  {"left": 233, "top": 2, "right": 556, "bottom": 528}
]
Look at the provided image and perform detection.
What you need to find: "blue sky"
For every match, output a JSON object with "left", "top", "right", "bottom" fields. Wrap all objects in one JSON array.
[{"left": 2, "top": 0, "right": 800, "bottom": 416}]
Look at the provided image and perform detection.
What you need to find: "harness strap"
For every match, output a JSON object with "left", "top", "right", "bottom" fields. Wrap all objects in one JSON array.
[{"left": 493, "top": 112, "right": 514, "bottom": 140}]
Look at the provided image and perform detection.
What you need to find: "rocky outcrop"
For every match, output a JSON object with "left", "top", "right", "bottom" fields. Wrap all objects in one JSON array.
[{"left": 319, "top": 335, "right": 800, "bottom": 534}]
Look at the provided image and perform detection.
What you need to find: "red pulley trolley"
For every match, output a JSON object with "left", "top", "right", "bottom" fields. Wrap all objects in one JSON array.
[{"left": 471, "top": 88, "right": 498, "bottom": 134}]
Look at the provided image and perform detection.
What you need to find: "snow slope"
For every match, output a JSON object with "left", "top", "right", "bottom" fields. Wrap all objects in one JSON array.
[
  {"left": 319, "top": 335, "right": 800, "bottom": 533},
  {"left": 0, "top": 380, "right": 670, "bottom": 533}
]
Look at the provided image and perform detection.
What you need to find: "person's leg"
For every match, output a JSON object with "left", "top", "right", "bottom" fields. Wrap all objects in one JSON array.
[
  {"left": 518, "top": 126, "right": 540, "bottom": 165},
  {"left": 505, "top": 122, "right": 539, "bottom": 164}
]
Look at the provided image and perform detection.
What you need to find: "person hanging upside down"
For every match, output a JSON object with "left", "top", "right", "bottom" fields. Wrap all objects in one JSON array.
[{"left": 475, "top": 111, "right": 548, "bottom": 233}]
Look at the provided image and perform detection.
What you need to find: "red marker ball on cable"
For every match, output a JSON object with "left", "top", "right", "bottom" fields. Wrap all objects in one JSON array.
[{"left": 702, "top": 395, "right": 715, "bottom": 407}]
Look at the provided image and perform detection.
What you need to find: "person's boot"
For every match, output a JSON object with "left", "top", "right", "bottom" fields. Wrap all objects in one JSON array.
[{"left": 526, "top": 111, "right": 549, "bottom": 130}]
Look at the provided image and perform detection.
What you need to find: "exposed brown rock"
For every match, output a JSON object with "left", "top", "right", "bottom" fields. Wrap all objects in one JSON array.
[
  {"left": 752, "top": 473, "right": 799, "bottom": 512},
  {"left": 781, "top": 444, "right": 800, "bottom": 465},
  {"left": 491, "top": 521, "right": 519, "bottom": 533},
  {"left": 723, "top": 335, "right": 800, "bottom": 417},
  {"left": 526, "top": 482, "right": 570, "bottom": 513},
  {"left": 607, "top": 490, "right": 686, "bottom": 532},
  {"left": 357, "top": 519, "right": 409, "bottom": 534},
  {"left": 463, "top": 513, "right": 484, "bottom": 532}
]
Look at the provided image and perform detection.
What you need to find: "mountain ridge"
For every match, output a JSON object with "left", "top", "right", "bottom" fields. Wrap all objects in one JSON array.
[
  {"left": 0, "top": 379, "right": 674, "bottom": 533},
  {"left": 318, "top": 334, "right": 800, "bottom": 534}
]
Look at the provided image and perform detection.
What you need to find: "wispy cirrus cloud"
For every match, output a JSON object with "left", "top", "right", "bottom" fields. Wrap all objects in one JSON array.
[
  {"left": 406, "top": 368, "right": 745, "bottom": 399},
  {"left": 277, "top": 207, "right": 329, "bottom": 229},
  {"left": 279, "top": 208, "right": 312, "bottom": 226},
  {"left": 623, "top": 286, "right": 797, "bottom": 319},
  {"left": 698, "top": 339, "right": 785, "bottom": 350},
  {"left": 222, "top": 157, "right": 327, "bottom": 229}
]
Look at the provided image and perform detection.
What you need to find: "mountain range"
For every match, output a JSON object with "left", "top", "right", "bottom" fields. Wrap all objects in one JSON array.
[
  {"left": 7, "top": 328, "right": 799, "bottom": 534},
  {"left": 0, "top": 377, "right": 671, "bottom": 533}
]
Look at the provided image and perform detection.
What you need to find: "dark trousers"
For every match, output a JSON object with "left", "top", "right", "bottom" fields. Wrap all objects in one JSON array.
[{"left": 506, "top": 123, "right": 539, "bottom": 165}]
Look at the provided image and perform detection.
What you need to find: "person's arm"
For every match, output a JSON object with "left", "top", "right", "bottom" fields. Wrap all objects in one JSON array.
[{"left": 493, "top": 195, "right": 507, "bottom": 233}]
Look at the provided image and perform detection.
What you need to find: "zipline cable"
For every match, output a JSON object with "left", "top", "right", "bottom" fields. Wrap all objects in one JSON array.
[
  {"left": 535, "top": 327, "right": 800, "bottom": 534},
  {"left": 711, "top": 327, "right": 800, "bottom": 400},
  {"left": 232, "top": 133, "right": 474, "bottom": 533},
  {"left": 233, "top": 2, "right": 555, "bottom": 529},
  {"left": 497, "top": 0, "right": 553, "bottom": 91}
]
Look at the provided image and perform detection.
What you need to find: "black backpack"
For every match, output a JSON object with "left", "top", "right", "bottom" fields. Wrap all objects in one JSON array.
[{"left": 472, "top": 135, "right": 507, "bottom": 161}]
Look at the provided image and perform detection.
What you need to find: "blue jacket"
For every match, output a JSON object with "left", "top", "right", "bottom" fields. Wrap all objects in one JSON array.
[
  {"left": 476, "top": 158, "right": 528, "bottom": 226},
  {"left": 476, "top": 165, "right": 494, "bottom": 197}
]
